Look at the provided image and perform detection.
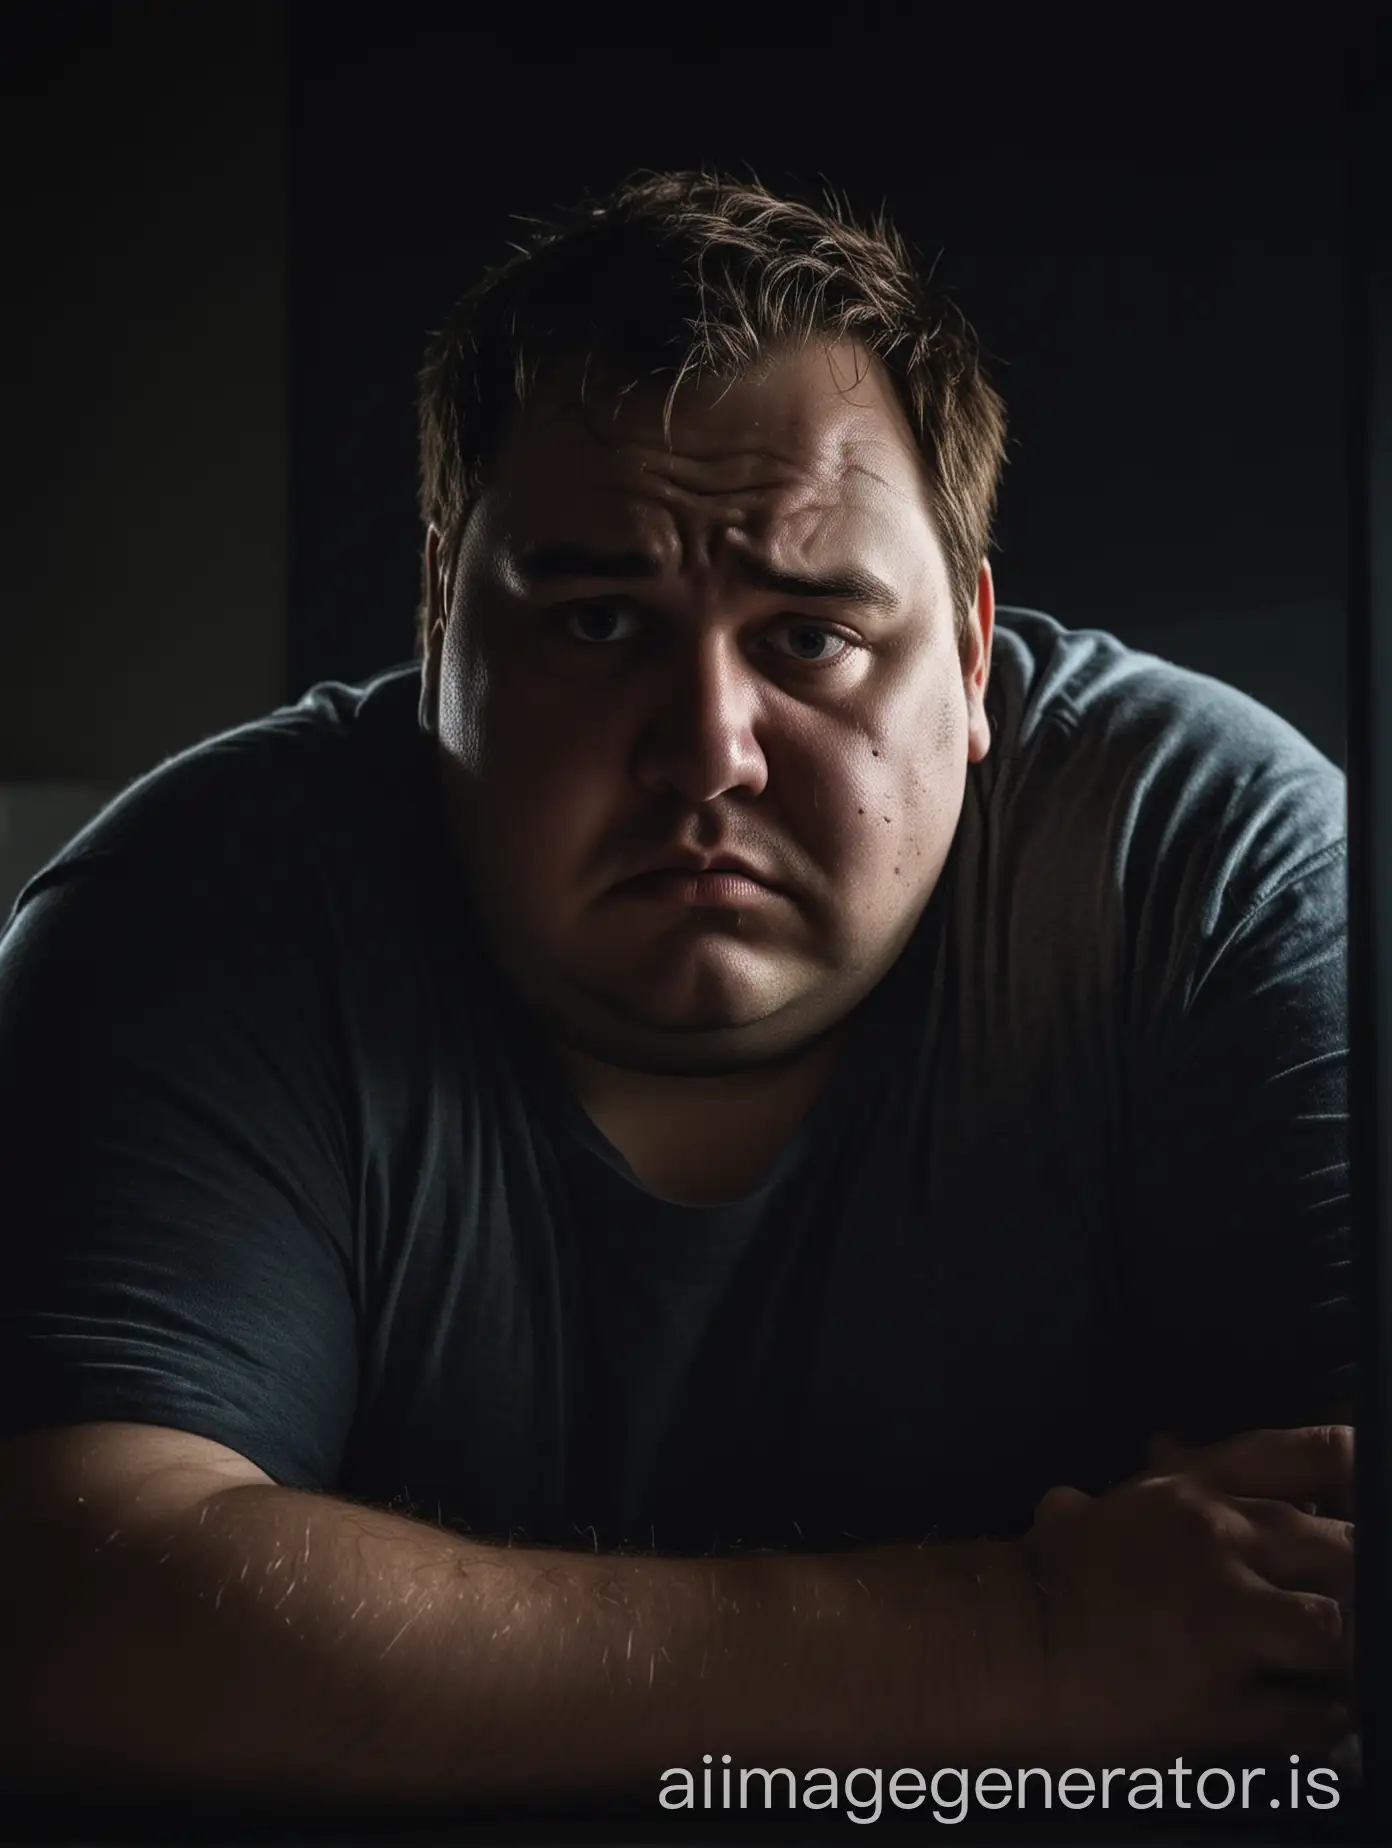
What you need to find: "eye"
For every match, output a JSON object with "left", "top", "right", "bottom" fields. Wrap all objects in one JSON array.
[
  {"left": 552, "top": 602, "right": 856, "bottom": 668},
  {"left": 559, "top": 601, "right": 642, "bottom": 644},
  {"left": 769, "top": 620, "right": 853, "bottom": 666}
]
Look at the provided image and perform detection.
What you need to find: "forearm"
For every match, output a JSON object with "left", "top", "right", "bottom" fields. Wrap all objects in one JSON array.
[{"left": 12, "top": 1482, "right": 1040, "bottom": 1808}]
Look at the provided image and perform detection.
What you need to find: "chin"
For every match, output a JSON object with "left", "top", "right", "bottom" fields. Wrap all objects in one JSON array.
[
  {"left": 570, "top": 1025, "right": 796, "bottom": 1080},
  {"left": 611, "top": 951, "right": 804, "bottom": 1029},
  {"left": 557, "top": 976, "right": 844, "bottom": 1077},
  {"left": 608, "top": 986, "right": 782, "bottom": 1040}
]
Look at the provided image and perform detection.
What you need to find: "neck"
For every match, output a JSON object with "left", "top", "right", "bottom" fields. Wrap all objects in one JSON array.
[{"left": 558, "top": 1026, "right": 851, "bottom": 1204}]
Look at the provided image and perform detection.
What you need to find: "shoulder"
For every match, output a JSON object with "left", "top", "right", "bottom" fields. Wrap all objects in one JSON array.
[
  {"left": 983, "top": 607, "right": 1344, "bottom": 920},
  {"left": 6, "top": 662, "right": 428, "bottom": 922}
]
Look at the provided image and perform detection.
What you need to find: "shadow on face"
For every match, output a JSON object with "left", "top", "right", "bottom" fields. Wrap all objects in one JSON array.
[{"left": 424, "top": 340, "right": 994, "bottom": 1077}]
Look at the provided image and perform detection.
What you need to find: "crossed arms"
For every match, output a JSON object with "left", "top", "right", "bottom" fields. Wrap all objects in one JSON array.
[{"left": 0, "top": 1413, "right": 1355, "bottom": 1811}]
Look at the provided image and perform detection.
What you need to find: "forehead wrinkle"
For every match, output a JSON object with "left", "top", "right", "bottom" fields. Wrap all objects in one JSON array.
[
  {"left": 486, "top": 370, "right": 934, "bottom": 586},
  {"left": 626, "top": 445, "right": 805, "bottom": 502},
  {"left": 629, "top": 439, "right": 888, "bottom": 530}
]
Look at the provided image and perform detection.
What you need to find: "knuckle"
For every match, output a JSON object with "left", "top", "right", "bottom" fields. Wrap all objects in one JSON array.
[
  {"left": 1262, "top": 1496, "right": 1305, "bottom": 1537},
  {"left": 1316, "top": 1514, "right": 1357, "bottom": 1554},
  {"left": 1298, "top": 1592, "right": 1345, "bottom": 1643},
  {"left": 1163, "top": 1479, "right": 1225, "bottom": 1540},
  {"left": 1313, "top": 1422, "right": 1355, "bottom": 1464}
]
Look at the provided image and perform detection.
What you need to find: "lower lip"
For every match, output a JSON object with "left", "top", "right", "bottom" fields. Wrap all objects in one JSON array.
[{"left": 619, "top": 870, "right": 782, "bottom": 906}]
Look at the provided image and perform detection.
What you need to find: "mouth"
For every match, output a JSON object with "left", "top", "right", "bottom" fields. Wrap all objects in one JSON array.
[{"left": 615, "top": 867, "right": 785, "bottom": 908}]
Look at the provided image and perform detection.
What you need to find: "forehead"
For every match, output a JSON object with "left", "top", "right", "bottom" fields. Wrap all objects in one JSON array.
[{"left": 472, "top": 341, "right": 939, "bottom": 574}]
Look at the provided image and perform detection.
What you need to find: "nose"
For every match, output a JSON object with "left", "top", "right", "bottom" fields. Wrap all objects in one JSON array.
[{"left": 632, "top": 634, "right": 769, "bottom": 805}]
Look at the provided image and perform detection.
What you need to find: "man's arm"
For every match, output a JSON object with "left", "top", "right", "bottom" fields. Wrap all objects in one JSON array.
[
  {"left": 3, "top": 1420, "right": 1357, "bottom": 1809},
  {"left": 2, "top": 1421, "right": 1040, "bottom": 1810}
]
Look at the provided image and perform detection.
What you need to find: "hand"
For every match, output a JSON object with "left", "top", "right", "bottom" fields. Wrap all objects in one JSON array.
[
  {"left": 1018, "top": 1426, "right": 1355, "bottom": 1762},
  {"left": 1145, "top": 1424, "right": 1355, "bottom": 1522}
]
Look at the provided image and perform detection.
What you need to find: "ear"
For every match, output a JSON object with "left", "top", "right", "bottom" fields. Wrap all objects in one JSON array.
[
  {"left": 965, "top": 559, "right": 995, "bottom": 765},
  {"left": 419, "top": 525, "right": 450, "bottom": 734}
]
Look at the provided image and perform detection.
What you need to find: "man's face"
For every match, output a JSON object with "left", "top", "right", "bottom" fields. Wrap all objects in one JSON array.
[{"left": 423, "top": 339, "right": 993, "bottom": 1076}]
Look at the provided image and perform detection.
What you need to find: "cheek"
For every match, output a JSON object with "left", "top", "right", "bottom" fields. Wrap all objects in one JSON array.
[
  {"left": 898, "top": 692, "right": 969, "bottom": 833},
  {"left": 438, "top": 622, "right": 491, "bottom": 776},
  {"left": 830, "top": 688, "right": 967, "bottom": 876},
  {"left": 455, "top": 675, "right": 622, "bottom": 884}
]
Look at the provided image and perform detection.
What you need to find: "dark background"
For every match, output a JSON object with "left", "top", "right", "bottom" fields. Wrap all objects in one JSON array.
[
  {"left": 288, "top": 28, "right": 1350, "bottom": 758},
  {"left": 1, "top": 10, "right": 1388, "bottom": 1839},
  {"left": 1, "top": 8, "right": 1352, "bottom": 810}
]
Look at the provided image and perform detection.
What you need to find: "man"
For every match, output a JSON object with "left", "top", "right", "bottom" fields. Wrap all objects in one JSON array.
[{"left": 0, "top": 171, "right": 1354, "bottom": 1811}]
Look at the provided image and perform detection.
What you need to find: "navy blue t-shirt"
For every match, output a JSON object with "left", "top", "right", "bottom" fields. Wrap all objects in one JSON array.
[{"left": 0, "top": 609, "right": 1351, "bottom": 1554}]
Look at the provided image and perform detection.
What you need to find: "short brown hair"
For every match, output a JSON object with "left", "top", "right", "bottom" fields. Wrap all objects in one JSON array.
[{"left": 416, "top": 168, "right": 1010, "bottom": 660}]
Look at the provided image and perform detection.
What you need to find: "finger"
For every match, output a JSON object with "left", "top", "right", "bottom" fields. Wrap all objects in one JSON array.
[
  {"left": 1238, "top": 1576, "right": 1351, "bottom": 1683},
  {"left": 1189, "top": 1426, "right": 1354, "bottom": 1516},
  {"left": 1032, "top": 1484, "right": 1092, "bottom": 1528},
  {"left": 1235, "top": 1499, "right": 1355, "bottom": 1608}
]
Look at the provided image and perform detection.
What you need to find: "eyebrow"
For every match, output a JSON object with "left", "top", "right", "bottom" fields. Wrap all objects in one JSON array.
[{"left": 514, "top": 543, "right": 901, "bottom": 613}]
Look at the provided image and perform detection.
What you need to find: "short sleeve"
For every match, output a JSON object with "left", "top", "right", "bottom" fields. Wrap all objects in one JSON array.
[
  {"left": 1118, "top": 837, "right": 1352, "bottom": 1444},
  {"left": 0, "top": 801, "right": 362, "bottom": 1490}
]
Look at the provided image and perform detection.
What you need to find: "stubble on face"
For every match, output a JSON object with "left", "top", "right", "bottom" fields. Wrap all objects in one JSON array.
[{"left": 426, "top": 340, "right": 992, "bottom": 1077}]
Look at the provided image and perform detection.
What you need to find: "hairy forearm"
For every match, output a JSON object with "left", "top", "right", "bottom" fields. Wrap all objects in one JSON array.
[{"left": 10, "top": 1482, "right": 1039, "bottom": 1809}]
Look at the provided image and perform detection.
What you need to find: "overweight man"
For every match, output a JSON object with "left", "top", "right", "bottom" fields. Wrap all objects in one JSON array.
[{"left": 0, "top": 170, "right": 1354, "bottom": 1810}]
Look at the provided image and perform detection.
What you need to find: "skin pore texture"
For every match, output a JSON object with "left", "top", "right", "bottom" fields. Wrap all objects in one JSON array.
[{"left": 420, "top": 340, "right": 994, "bottom": 1201}]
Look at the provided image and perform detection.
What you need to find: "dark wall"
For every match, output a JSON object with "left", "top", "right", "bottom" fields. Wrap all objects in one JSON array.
[
  {"left": 2, "top": 1, "right": 287, "bottom": 784},
  {"left": 2, "top": 20, "right": 1350, "bottom": 806},
  {"left": 290, "top": 37, "right": 1347, "bottom": 764}
]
